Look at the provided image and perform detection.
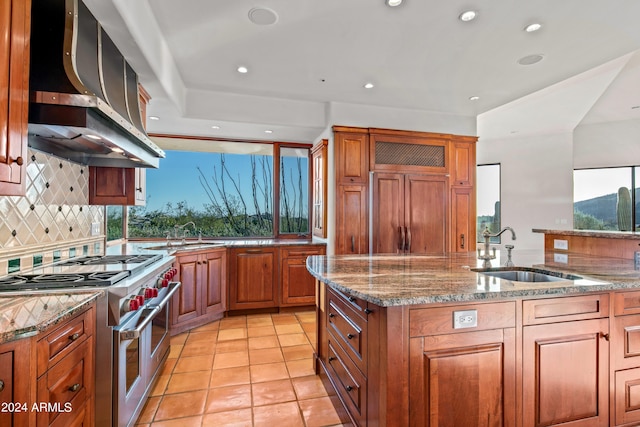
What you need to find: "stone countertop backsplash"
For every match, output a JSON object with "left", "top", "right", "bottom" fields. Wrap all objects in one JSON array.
[
  {"left": 0, "top": 291, "right": 102, "bottom": 344},
  {"left": 306, "top": 250, "right": 640, "bottom": 307}
]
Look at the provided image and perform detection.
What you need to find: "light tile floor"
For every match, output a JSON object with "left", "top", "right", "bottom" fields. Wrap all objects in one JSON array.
[{"left": 135, "top": 310, "right": 352, "bottom": 427}]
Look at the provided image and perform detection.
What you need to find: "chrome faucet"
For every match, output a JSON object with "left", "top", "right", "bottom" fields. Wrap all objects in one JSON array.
[
  {"left": 174, "top": 221, "right": 197, "bottom": 244},
  {"left": 478, "top": 226, "right": 516, "bottom": 268}
]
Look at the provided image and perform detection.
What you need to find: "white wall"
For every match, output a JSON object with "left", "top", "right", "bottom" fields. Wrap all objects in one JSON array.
[
  {"left": 477, "top": 132, "right": 575, "bottom": 251},
  {"left": 574, "top": 119, "right": 640, "bottom": 168}
]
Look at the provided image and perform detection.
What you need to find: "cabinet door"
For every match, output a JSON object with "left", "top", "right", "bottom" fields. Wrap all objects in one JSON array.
[
  {"left": 0, "top": 339, "right": 32, "bottom": 427},
  {"left": 335, "top": 185, "right": 368, "bottom": 255},
  {"left": 0, "top": 0, "right": 30, "bottom": 196},
  {"left": 335, "top": 132, "right": 369, "bottom": 184},
  {"left": 281, "top": 247, "right": 325, "bottom": 307},
  {"left": 201, "top": 249, "right": 226, "bottom": 316},
  {"left": 405, "top": 174, "right": 448, "bottom": 254},
  {"left": 523, "top": 319, "right": 609, "bottom": 427},
  {"left": 173, "top": 253, "right": 200, "bottom": 324},
  {"left": 409, "top": 328, "right": 516, "bottom": 427},
  {"left": 451, "top": 186, "right": 475, "bottom": 252},
  {"left": 311, "top": 140, "right": 327, "bottom": 238},
  {"left": 134, "top": 168, "right": 146, "bottom": 205},
  {"left": 229, "top": 248, "right": 277, "bottom": 310},
  {"left": 450, "top": 139, "right": 476, "bottom": 186},
  {"left": 371, "top": 173, "right": 405, "bottom": 254}
]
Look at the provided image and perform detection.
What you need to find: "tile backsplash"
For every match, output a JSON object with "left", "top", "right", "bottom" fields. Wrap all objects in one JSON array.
[{"left": 0, "top": 149, "right": 104, "bottom": 275}]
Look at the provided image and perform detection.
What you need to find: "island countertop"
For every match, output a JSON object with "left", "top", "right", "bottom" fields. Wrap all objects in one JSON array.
[{"left": 306, "top": 250, "right": 640, "bottom": 306}]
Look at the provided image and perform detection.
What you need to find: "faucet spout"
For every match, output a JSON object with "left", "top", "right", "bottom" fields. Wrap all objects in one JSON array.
[{"left": 479, "top": 226, "right": 517, "bottom": 268}]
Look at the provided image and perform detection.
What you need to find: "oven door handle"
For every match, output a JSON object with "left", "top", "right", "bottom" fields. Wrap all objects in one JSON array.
[{"left": 118, "top": 282, "right": 181, "bottom": 342}]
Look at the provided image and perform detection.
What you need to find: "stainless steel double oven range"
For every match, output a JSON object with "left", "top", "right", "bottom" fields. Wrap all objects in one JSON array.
[{"left": 0, "top": 253, "right": 181, "bottom": 427}]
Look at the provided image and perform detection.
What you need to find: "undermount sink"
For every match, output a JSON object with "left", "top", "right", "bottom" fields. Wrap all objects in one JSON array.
[
  {"left": 472, "top": 267, "right": 582, "bottom": 283},
  {"left": 144, "top": 242, "right": 224, "bottom": 251}
]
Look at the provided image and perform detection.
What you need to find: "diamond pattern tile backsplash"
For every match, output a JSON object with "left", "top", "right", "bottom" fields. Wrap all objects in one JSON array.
[{"left": 0, "top": 149, "right": 104, "bottom": 275}]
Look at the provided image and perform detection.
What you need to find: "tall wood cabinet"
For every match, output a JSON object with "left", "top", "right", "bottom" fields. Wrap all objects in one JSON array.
[
  {"left": 333, "top": 126, "right": 477, "bottom": 255},
  {"left": 0, "top": 0, "right": 31, "bottom": 196}
]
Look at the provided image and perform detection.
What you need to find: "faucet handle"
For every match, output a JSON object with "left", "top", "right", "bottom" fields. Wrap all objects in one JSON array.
[{"left": 505, "top": 244, "right": 514, "bottom": 249}]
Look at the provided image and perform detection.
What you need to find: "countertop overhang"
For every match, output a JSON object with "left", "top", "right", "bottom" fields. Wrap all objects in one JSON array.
[{"left": 306, "top": 250, "right": 640, "bottom": 307}]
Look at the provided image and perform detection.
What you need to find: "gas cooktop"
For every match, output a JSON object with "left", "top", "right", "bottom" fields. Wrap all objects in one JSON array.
[
  {"left": 0, "top": 271, "right": 130, "bottom": 292},
  {"left": 56, "top": 254, "right": 161, "bottom": 266}
]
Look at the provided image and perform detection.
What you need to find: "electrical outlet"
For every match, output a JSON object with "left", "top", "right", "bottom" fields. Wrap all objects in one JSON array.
[
  {"left": 554, "top": 253, "right": 568, "bottom": 263},
  {"left": 453, "top": 310, "right": 478, "bottom": 329},
  {"left": 553, "top": 239, "right": 568, "bottom": 250},
  {"left": 91, "top": 222, "right": 101, "bottom": 236}
]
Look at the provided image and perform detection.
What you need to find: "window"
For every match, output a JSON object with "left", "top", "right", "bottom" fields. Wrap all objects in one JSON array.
[
  {"left": 573, "top": 167, "right": 635, "bottom": 231},
  {"left": 476, "top": 164, "right": 501, "bottom": 243},
  {"left": 107, "top": 206, "right": 124, "bottom": 241},
  {"left": 127, "top": 141, "right": 310, "bottom": 239}
]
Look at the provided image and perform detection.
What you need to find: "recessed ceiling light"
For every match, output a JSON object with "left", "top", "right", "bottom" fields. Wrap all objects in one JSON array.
[
  {"left": 517, "top": 54, "right": 544, "bottom": 65},
  {"left": 85, "top": 134, "right": 101, "bottom": 140},
  {"left": 237, "top": 66, "right": 248, "bottom": 74},
  {"left": 131, "top": 158, "right": 141, "bottom": 162},
  {"left": 149, "top": 116, "right": 160, "bottom": 121},
  {"left": 364, "top": 83, "right": 375, "bottom": 89},
  {"left": 211, "top": 125, "right": 220, "bottom": 129},
  {"left": 385, "top": 0, "right": 403, "bottom": 6},
  {"left": 524, "top": 23, "right": 542, "bottom": 33},
  {"left": 459, "top": 10, "right": 477, "bottom": 22},
  {"left": 248, "top": 7, "right": 278, "bottom": 25},
  {"left": 111, "top": 147, "right": 124, "bottom": 154},
  {"left": 264, "top": 130, "right": 273, "bottom": 134},
  {"left": 469, "top": 96, "right": 480, "bottom": 101}
]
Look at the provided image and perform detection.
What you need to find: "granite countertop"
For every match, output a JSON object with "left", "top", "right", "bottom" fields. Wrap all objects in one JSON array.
[
  {"left": 306, "top": 250, "right": 640, "bottom": 307},
  {"left": 112, "top": 239, "right": 326, "bottom": 255},
  {"left": 532, "top": 228, "right": 640, "bottom": 240},
  {"left": 0, "top": 291, "right": 102, "bottom": 344}
]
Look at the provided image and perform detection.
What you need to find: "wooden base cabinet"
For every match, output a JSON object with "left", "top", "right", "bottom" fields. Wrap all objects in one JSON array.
[
  {"left": 228, "top": 247, "right": 278, "bottom": 311},
  {"left": 280, "top": 245, "right": 325, "bottom": 307},
  {"left": 171, "top": 247, "right": 226, "bottom": 335},
  {"left": 0, "top": 338, "right": 34, "bottom": 427}
]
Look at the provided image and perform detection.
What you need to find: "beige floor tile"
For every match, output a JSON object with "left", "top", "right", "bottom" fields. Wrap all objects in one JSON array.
[
  {"left": 281, "top": 344, "right": 314, "bottom": 361},
  {"left": 168, "top": 344, "right": 183, "bottom": 359},
  {"left": 271, "top": 314, "right": 299, "bottom": 325},
  {"left": 170, "top": 333, "right": 189, "bottom": 345},
  {"left": 180, "top": 340, "right": 216, "bottom": 357},
  {"left": 202, "top": 408, "right": 253, "bottom": 426},
  {"left": 220, "top": 316, "right": 247, "bottom": 329},
  {"left": 216, "top": 339, "right": 249, "bottom": 353},
  {"left": 248, "top": 335, "right": 280, "bottom": 350},
  {"left": 292, "top": 375, "right": 329, "bottom": 400},
  {"left": 252, "top": 401, "right": 304, "bottom": 426},
  {"left": 159, "top": 358, "right": 177, "bottom": 376},
  {"left": 150, "top": 416, "right": 203, "bottom": 427},
  {"left": 213, "top": 350, "right": 249, "bottom": 369},
  {"left": 251, "top": 379, "right": 297, "bottom": 407},
  {"left": 218, "top": 328, "right": 248, "bottom": 341},
  {"left": 298, "top": 396, "right": 343, "bottom": 427},
  {"left": 249, "top": 347, "right": 284, "bottom": 365},
  {"left": 149, "top": 375, "right": 170, "bottom": 397},
  {"left": 136, "top": 396, "right": 161, "bottom": 424},
  {"left": 247, "top": 326, "right": 276, "bottom": 337},
  {"left": 174, "top": 354, "right": 214, "bottom": 373},
  {"left": 278, "top": 333, "right": 310, "bottom": 347},
  {"left": 165, "top": 371, "right": 211, "bottom": 394},
  {"left": 295, "top": 311, "right": 316, "bottom": 323},
  {"left": 246, "top": 315, "right": 274, "bottom": 327},
  {"left": 186, "top": 331, "right": 218, "bottom": 343},
  {"left": 190, "top": 321, "right": 220, "bottom": 332},
  {"left": 154, "top": 390, "right": 207, "bottom": 421},
  {"left": 250, "top": 362, "right": 290, "bottom": 383},
  {"left": 301, "top": 322, "right": 316, "bottom": 334},
  {"left": 275, "top": 323, "right": 304, "bottom": 335},
  {"left": 210, "top": 366, "right": 251, "bottom": 388},
  {"left": 287, "top": 358, "right": 315, "bottom": 378},
  {"left": 205, "top": 384, "right": 252, "bottom": 413}
]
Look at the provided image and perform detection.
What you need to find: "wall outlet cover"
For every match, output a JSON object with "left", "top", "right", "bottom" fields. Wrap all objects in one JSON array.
[
  {"left": 91, "top": 222, "right": 101, "bottom": 236},
  {"left": 553, "top": 239, "right": 568, "bottom": 250},
  {"left": 554, "top": 253, "right": 569, "bottom": 263}
]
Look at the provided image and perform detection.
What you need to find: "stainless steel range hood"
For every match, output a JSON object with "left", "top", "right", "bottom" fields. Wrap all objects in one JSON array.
[{"left": 28, "top": 0, "right": 165, "bottom": 168}]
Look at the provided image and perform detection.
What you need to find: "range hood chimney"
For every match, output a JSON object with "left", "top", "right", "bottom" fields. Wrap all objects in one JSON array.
[{"left": 28, "top": 0, "right": 165, "bottom": 168}]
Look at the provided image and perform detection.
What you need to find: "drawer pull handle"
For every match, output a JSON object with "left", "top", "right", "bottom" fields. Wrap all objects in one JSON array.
[
  {"left": 600, "top": 332, "right": 610, "bottom": 341},
  {"left": 69, "top": 332, "right": 80, "bottom": 341},
  {"left": 348, "top": 296, "right": 356, "bottom": 303},
  {"left": 69, "top": 383, "right": 81, "bottom": 392},
  {"left": 328, "top": 356, "right": 335, "bottom": 362},
  {"left": 347, "top": 333, "right": 355, "bottom": 340},
  {"left": 364, "top": 308, "right": 372, "bottom": 314},
  {"left": 345, "top": 385, "right": 353, "bottom": 392},
  {"left": 0, "top": 380, "right": 4, "bottom": 392},
  {"left": 328, "top": 313, "right": 335, "bottom": 318}
]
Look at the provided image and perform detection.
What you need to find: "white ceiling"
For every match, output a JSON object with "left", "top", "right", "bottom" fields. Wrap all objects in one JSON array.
[{"left": 84, "top": 0, "right": 640, "bottom": 143}]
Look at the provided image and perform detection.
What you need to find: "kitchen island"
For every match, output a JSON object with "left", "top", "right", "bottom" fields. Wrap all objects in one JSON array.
[{"left": 307, "top": 251, "right": 640, "bottom": 427}]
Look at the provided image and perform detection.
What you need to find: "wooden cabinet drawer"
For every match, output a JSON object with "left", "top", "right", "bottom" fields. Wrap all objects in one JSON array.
[
  {"left": 523, "top": 294, "right": 609, "bottom": 325},
  {"left": 37, "top": 307, "right": 94, "bottom": 376},
  {"left": 329, "top": 287, "right": 369, "bottom": 320},
  {"left": 409, "top": 301, "right": 515, "bottom": 337},
  {"left": 615, "top": 367, "right": 640, "bottom": 426},
  {"left": 613, "top": 314, "right": 640, "bottom": 371},
  {"left": 615, "top": 291, "right": 640, "bottom": 316},
  {"left": 327, "top": 340, "right": 367, "bottom": 426},
  {"left": 327, "top": 291, "right": 368, "bottom": 374},
  {"left": 37, "top": 336, "right": 94, "bottom": 426}
]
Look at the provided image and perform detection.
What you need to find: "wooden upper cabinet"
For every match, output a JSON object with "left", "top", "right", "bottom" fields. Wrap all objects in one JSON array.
[
  {"left": 89, "top": 166, "right": 146, "bottom": 205},
  {"left": 369, "top": 130, "right": 448, "bottom": 175},
  {"left": 451, "top": 186, "right": 476, "bottom": 252},
  {"left": 0, "top": 0, "right": 31, "bottom": 196},
  {"left": 334, "top": 128, "right": 369, "bottom": 184},
  {"left": 450, "top": 137, "right": 477, "bottom": 186},
  {"left": 311, "top": 139, "right": 328, "bottom": 238}
]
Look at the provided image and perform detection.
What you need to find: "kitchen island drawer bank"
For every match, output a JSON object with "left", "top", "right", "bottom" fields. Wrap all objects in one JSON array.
[{"left": 307, "top": 251, "right": 640, "bottom": 427}]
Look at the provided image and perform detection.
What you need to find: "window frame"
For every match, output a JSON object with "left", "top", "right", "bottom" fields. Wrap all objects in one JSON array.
[{"left": 476, "top": 163, "right": 502, "bottom": 244}]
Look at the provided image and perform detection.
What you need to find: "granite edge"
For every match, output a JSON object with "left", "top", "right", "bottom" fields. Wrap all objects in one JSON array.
[{"left": 532, "top": 228, "right": 640, "bottom": 240}]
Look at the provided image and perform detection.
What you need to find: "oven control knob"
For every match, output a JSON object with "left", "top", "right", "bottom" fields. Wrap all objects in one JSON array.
[
  {"left": 171, "top": 268, "right": 178, "bottom": 277},
  {"left": 144, "top": 287, "right": 158, "bottom": 299},
  {"left": 126, "top": 298, "right": 140, "bottom": 312},
  {"left": 135, "top": 295, "right": 145, "bottom": 307},
  {"left": 164, "top": 271, "right": 172, "bottom": 280},
  {"left": 161, "top": 278, "right": 169, "bottom": 288}
]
